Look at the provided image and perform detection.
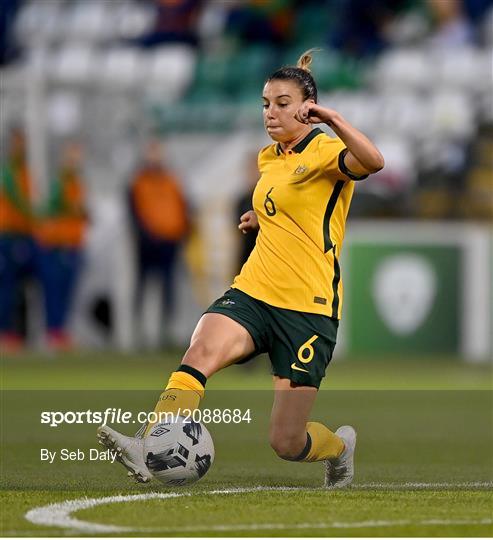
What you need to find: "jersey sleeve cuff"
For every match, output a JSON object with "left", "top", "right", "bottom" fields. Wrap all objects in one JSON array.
[{"left": 338, "top": 149, "right": 369, "bottom": 181}]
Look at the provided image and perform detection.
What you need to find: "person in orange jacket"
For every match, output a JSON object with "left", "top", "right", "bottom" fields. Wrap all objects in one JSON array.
[
  {"left": 35, "top": 141, "right": 88, "bottom": 351},
  {"left": 128, "top": 139, "right": 189, "bottom": 345},
  {"left": 0, "top": 127, "right": 36, "bottom": 352}
]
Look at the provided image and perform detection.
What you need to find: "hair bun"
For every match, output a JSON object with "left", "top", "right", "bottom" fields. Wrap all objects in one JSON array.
[{"left": 296, "top": 48, "right": 319, "bottom": 72}]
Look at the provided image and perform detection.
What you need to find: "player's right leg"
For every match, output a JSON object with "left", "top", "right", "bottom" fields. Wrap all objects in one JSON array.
[
  {"left": 97, "top": 312, "right": 256, "bottom": 482},
  {"left": 142, "top": 312, "right": 256, "bottom": 432}
]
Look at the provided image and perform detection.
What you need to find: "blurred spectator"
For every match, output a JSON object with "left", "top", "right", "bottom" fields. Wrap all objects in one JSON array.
[
  {"left": 138, "top": 0, "right": 203, "bottom": 48},
  {"left": 426, "top": 0, "right": 475, "bottom": 48},
  {"left": 35, "top": 141, "right": 88, "bottom": 351},
  {"left": 225, "top": 0, "right": 295, "bottom": 47},
  {"left": 235, "top": 152, "right": 259, "bottom": 275},
  {"left": 0, "top": 0, "right": 21, "bottom": 66},
  {"left": 462, "top": 0, "right": 493, "bottom": 25},
  {"left": 329, "top": 0, "right": 409, "bottom": 57},
  {"left": 0, "top": 127, "right": 36, "bottom": 352},
  {"left": 383, "top": 0, "right": 487, "bottom": 48},
  {"left": 129, "top": 139, "right": 189, "bottom": 346}
]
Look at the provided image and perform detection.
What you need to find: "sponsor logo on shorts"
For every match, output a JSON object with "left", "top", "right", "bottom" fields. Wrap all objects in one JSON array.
[{"left": 291, "top": 362, "right": 309, "bottom": 373}]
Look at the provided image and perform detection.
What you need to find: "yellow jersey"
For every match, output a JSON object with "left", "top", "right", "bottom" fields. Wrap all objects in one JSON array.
[{"left": 232, "top": 128, "right": 367, "bottom": 319}]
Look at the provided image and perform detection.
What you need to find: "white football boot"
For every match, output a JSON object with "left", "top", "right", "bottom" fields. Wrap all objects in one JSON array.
[
  {"left": 324, "top": 425, "right": 357, "bottom": 489},
  {"left": 97, "top": 425, "right": 152, "bottom": 483}
]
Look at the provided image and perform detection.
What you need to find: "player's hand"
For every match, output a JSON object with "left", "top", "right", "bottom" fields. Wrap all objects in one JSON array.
[
  {"left": 294, "top": 103, "right": 337, "bottom": 126},
  {"left": 238, "top": 210, "right": 259, "bottom": 234}
]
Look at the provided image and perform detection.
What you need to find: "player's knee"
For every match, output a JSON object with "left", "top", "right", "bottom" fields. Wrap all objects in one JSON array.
[
  {"left": 181, "top": 341, "right": 220, "bottom": 378},
  {"left": 269, "top": 430, "right": 306, "bottom": 461}
]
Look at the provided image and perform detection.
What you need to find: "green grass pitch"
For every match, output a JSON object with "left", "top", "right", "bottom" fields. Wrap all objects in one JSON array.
[{"left": 1, "top": 351, "right": 492, "bottom": 537}]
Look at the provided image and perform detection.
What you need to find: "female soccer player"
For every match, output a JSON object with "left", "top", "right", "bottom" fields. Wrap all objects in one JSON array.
[{"left": 98, "top": 50, "right": 384, "bottom": 488}]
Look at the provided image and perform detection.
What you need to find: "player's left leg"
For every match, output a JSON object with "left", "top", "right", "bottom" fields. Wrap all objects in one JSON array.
[
  {"left": 265, "top": 301, "right": 357, "bottom": 488},
  {"left": 269, "top": 376, "right": 344, "bottom": 461},
  {"left": 269, "top": 377, "right": 356, "bottom": 488}
]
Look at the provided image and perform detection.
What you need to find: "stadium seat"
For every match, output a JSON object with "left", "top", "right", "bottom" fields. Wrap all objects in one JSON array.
[
  {"left": 145, "top": 45, "right": 197, "bottom": 103},
  {"left": 311, "top": 49, "right": 343, "bottom": 89},
  {"left": 282, "top": 47, "right": 366, "bottom": 91},
  {"left": 372, "top": 47, "right": 432, "bottom": 91},
  {"left": 114, "top": 1, "right": 155, "bottom": 40},
  {"left": 320, "top": 91, "right": 380, "bottom": 137},
  {"left": 378, "top": 92, "right": 430, "bottom": 140},
  {"left": 62, "top": 0, "right": 111, "bottom": 43},
  {"left": 302, "top": 48, "right": 342, "bottom": 89},
  {"left": 14, "top": 0, "right": 64, "bottom": 45},
  {"left": 361, "top": 135, "right": 417, "bottom": 195},
  {"left": 99, "top": 48, "right": 145, "bottom": 90},
  {"left": 291, "top": 4, "right": 334, "bottom": 45},
  {"left": 187, "top": 45, "right": 274, "bottom": 103},
  {"left": 227, "top": 45, "right": 276, "bottom": 96},
  {"left": 46, "top": 91, "right": 82, "bottom": 136},
  {"left": 50, "top": 45, "right": 97, "bottom": 85},
  {"left": 432, "top": 47, "right": 486, "bottom": 92},
  {"left": 196, "top": 2, "right": 229, "bottom": 47},
  {"left": 428, "top": 90, "right": 475, "bottom": 140},
  {"left": 18, "top": 47, "right": 53, "bottom": 80},
  {"left": 417, "top": 134, "right": 470, "bottom": 177},
  {"left": 190, "top": 52, "right": 230, "bottom": 95}
]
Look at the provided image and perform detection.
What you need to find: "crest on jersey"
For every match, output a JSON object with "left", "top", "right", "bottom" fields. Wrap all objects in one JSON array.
[{"left": 294, "top": 165, "right": 308, "bottom": 175}]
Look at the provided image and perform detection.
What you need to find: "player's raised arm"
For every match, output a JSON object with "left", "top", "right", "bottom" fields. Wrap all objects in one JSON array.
[{"left": 294, "top": 102, "right": 384, "bottom": 177}]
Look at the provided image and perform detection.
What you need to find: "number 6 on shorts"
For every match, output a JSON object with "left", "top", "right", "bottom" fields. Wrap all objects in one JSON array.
[{"left": 297, "top": 334, "right": 319, "bottom": 364}]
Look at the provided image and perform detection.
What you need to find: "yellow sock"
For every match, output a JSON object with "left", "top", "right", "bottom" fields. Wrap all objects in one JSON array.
[
  {"left": 299, "top": 422, "right": 344, "bottom": 462},
  {"left": 144, "top": 369, "right": 205, "bottom": 436}
]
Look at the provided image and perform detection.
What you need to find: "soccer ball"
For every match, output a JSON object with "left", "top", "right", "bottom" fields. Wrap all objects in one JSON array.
[{"left": 143, "top": 417, "right": 214, "bottom": 486}]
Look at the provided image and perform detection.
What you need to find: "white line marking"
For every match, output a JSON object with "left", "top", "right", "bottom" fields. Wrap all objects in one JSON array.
[
  {"left": 143, "top": 518, "right": 493, "bottom": 533},
  {"left": 25, "top": 492, "right": 183, "bottom": 533},
  {"left": 25, "top": 484, "right": 493, "bottom": 534},
  {"left": 354, "top": 481, "right": 493, "bottom": 489}
]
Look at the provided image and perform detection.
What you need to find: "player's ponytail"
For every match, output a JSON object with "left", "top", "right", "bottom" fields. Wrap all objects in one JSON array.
[
  {"left": 267, "top": 49, "right": 319, "bottom": 102},
  {"left": 296, "top": 48, "right": 318, "bottom": 73}
]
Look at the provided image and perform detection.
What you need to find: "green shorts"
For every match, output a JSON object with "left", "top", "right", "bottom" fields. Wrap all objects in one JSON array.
[{"left": 206, "top": 288, "right": 338, "bottom": 388}]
